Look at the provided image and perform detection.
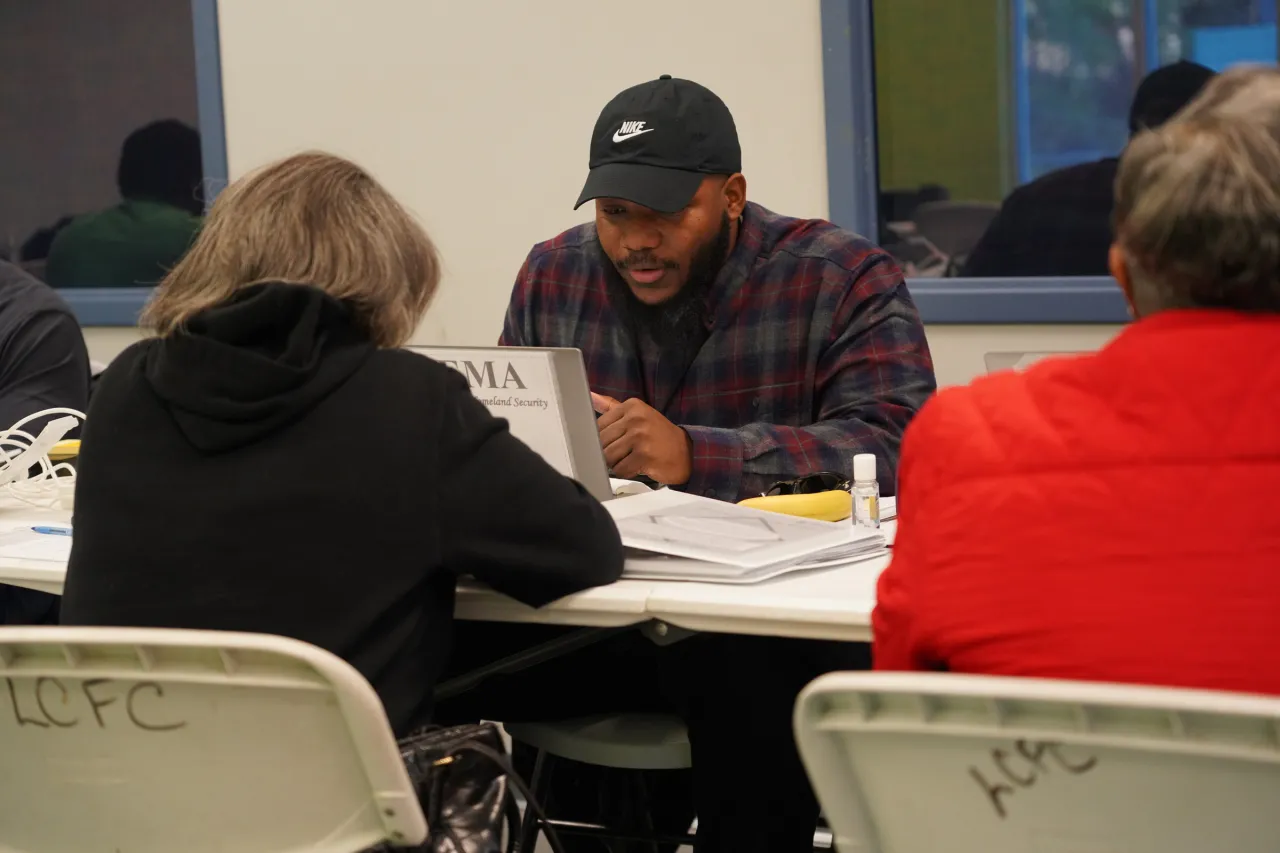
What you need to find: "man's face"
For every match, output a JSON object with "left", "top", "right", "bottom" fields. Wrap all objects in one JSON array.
[{"left": 595, "top": 176, "right": 732, "bottom": 306}]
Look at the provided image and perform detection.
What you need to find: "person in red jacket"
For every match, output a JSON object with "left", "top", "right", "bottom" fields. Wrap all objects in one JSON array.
[{"left": 873, "top": 65, "right": 1280, "bottom": 695}]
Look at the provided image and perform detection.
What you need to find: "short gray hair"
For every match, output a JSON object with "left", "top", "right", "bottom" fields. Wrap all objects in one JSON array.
[{"left": 1114, "top": 65, "right": 1280, "bottom": 314}]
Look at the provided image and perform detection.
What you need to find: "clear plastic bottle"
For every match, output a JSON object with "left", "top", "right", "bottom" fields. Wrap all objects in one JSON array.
[{"left": 852, "top": 453, "right": 880, "bottom": 529}]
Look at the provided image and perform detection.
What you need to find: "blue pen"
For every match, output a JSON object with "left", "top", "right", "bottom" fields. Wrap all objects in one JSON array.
[{"left": 31, "top": 526, "right": 71, "bottom": 536}]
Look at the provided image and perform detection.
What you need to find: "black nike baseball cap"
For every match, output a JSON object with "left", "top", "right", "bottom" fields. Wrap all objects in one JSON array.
[{"left": 574, "top": 75, "right": 741, "bottom": 214}]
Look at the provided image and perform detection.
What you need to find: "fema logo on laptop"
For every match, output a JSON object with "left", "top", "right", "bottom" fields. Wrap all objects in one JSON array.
[{"left": 438, "top": 359, "right": 527, "bottom": 391}]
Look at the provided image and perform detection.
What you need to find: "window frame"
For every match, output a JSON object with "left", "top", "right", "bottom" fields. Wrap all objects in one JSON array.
[
  {"left": 85, "top": 0, "right": 1130, "bottom": 326},
  {"left": 57, "top": 0, "right": 228, "bottom": 327},
  {"left": 94, "top": 0, "right": 1261, "bottom": 327},
  {"left": 820, "top": 0, "right": 1131, "bottom": 324}
]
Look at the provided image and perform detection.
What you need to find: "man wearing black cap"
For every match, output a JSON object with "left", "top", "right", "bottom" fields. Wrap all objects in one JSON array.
[
  {"left": 962, "top": 60, "right": 1216, "bottom": 277},
  {"left": 472, "top": 77, "right": 934, "bottom": 851},
  {"left": 503, "top": 75, "right": 934, "bottom": 502}
]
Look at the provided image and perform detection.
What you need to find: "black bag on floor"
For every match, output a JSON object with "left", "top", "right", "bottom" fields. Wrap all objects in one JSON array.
[{"left": 368, "top": 721, "right": 565, "bottom": 853}]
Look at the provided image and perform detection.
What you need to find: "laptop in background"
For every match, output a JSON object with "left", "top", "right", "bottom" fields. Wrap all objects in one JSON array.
[
  {"left": 983, "top": 352, "right": 1084, "bottom": 373},
  {"left": 408, "top": 345, "right": 613, "bottom": 503}
]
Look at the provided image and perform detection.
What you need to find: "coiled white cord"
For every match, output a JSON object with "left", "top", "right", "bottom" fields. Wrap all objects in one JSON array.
[{"left": 0, "top": 407, "right": 86, "bottom": 509}]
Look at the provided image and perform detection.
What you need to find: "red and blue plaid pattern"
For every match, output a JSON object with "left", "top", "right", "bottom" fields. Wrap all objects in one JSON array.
[{"left": 501, "top": 202, "right": 936, "bottom": 502}]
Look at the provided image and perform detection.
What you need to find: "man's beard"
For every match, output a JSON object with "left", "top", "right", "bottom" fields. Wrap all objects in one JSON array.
[{"left": 603, "top": 212, "right": 732, "bottom": 350}]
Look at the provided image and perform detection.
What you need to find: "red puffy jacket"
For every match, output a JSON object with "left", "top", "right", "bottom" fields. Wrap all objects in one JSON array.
[{"left": 874, "top": 309, "right": 1280, "bottom": 694}]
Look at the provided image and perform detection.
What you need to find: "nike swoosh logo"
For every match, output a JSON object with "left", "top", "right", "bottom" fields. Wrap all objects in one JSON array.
[{"left": 613, "top": 128, "right": 655, "bottom": 143}]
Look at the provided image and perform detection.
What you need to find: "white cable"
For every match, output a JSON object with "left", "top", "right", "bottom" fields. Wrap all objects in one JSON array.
[
  {"left": 0, "top": 436, "right": 54, "bottom": 474},
  {"left": 0, "top": 407, "right": 86, "bottom": 509},
  {"left": 0, "top": 428, "right": 37, "bottom": 445},
  {"left": 0, "top": 416, "right": 79, "bottom": 487},
  {"left": 6, "top": 407, "right": 86, "bottom": 437}
]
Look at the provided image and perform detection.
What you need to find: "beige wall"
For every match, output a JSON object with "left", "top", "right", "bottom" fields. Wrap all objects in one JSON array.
[
  {"left": 83, "top": 318, "right": 1123, "bottom": 390},
  {"left": 84, "top": 327, "right": 145, "bottom": 364},
  {"left": 81, "top": 0, "right": 1122, "bottom": 387},
  {"left": 82, "top": 324, "right": 1121, "bottom": 386},
  {"left": 924, "top": 324, "right": 1120, "bottom": 387},
  {"left": 214, "top": 0, "right": 830, "bottom": 347}
]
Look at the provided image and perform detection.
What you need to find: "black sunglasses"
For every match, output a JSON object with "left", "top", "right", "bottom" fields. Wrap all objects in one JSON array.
[{"left": 763, "top": 471, "right": 850, "bottom": 497}]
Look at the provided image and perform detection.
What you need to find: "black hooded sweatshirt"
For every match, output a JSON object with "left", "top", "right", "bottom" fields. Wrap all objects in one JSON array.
[{"left": 61, "top": 283, "right": 624, "bottom": 733}]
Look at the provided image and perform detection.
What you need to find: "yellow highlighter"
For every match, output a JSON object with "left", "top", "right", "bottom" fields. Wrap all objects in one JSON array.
[{"left": 49, "top": 439, "right": 81, "bottom": 462}]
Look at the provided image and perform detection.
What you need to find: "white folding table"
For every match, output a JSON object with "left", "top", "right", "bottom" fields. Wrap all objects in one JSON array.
[
  {"left": 0, "top": 504, "right": 891, "bottom": 643},
  {"left": 0, "top": 503, "right": 77, "bottom": 595},
  {"left": 644, "top": 554, "right": 885, "bottom": 643}
]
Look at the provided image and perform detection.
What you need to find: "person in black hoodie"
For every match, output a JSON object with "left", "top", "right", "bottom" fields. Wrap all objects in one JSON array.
[{"left": 60, "top": 151, "right": 625, "bottom": 735}]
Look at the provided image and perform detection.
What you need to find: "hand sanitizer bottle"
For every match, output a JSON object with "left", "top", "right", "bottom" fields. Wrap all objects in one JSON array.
[{"left": 852, "top": 453, "right": 880, "bottom": 529}]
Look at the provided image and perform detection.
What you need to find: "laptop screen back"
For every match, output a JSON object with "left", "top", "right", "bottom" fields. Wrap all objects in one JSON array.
[{"left": 407, "top": 346, "right": 613, "bottom": 502}]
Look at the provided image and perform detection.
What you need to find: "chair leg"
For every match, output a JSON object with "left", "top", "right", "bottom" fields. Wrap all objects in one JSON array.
[
  {"left": 632, "top": 772, "right": 661, "bottom": 853},
  {"left": 517, "top": 748, "right": 549, "bottom": 852},
  {"left": 814, "top": 812, "right": 832, "bottom": 851}
]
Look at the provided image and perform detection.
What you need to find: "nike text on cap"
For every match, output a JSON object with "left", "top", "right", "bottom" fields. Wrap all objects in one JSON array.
[{"left": 575, "top": 75, "right": 741, "bottom": 214}]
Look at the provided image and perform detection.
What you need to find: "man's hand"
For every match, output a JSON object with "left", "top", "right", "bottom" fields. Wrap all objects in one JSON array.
[{"left": 591, "top": 393, "right": 692, "bottom": 485}]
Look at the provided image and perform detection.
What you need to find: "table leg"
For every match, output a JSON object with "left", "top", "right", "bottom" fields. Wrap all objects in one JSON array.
[{"left": 435, "top": 624, "right": 636, "bottom": 700}]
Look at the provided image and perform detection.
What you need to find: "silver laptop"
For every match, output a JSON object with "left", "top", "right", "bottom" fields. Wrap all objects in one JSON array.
[
  {"left": 983, "top": 351, "right": 1083, "bottom": 373},
  {"left": 408, "top": 345, "right": 613, "bottom": 503}
]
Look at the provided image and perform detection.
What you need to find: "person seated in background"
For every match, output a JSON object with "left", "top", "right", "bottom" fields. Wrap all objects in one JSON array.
[
  {"left": 46, "top": 119, "right": 204, "bottom": 288},
  {"left": 0, "top": 259, "right": 91, "bottom": 625},
  {"left": 874, "top": 65, "right": 1280, "bottom": 694},
  {"left": 441, "top": 77, "right": 935, "bottom": 853},
  {"left": 961, "top": 60, "right": 1216, "bottom": 278},
  {"left": 59, "top": 152, "right": 624, "bottom": 736},
  {"left": 503, "top": 75, "right": 935, "bottom": 500}
]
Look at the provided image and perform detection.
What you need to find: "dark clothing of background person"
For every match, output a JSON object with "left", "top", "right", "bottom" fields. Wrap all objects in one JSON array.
[
  {"left": 60, "top": 283, "right": 624, "bottom": 734},
  {"left": 0, "top": 260, "right": 91, "bottom": 624},
  {"left": 20, "top": 217, "right": 73, "bottom": 264},
  {"left": 961, "top": 158, "right": 1119, "bottom": 277},
  {"left": 46, "top": 119, "right": 205, "bottom": 288},
  {"left": 962, "top": 60, "right": 1216, "bottom": 278}
]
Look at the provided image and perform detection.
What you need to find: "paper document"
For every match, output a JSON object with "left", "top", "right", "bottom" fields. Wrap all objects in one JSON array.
[
  {"left": 606, "top": 490, "right": 884, "bottom": 582},
  {"left": 623, "top": 547, "right": 885, "bottom": 584},
  {"left": 0, "top": 525, "right": 71, "bottom": 563}
]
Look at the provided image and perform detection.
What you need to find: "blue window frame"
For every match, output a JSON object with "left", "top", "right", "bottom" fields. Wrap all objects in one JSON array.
[
  {"left": 79, "top": 0, "right": 1277, "bottom": 327},
  {"left": 821, "top": 0, "right": 1127, "bottom": 323},
  {"left": 820, "top": 0, "right": 1278, "bottom": 324},
  {"left": 193, "top": 0, "right": 230, "bottom": 210}
]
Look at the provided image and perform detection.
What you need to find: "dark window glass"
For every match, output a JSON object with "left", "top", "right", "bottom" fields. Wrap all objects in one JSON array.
[
  {"left": 0, "top": 0, "right": 204, "bottom": 288},
  {"left": 873, "top": 0, "right": 1277, "bottom": 279}
]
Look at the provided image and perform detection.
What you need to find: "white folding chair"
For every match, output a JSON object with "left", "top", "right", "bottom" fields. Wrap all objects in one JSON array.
[
  {"left": 795, "top": 672, "right": 1280, "bottom": 853},
  {"left": 0, "top": 627, "right": 426, "bottom": 853}
]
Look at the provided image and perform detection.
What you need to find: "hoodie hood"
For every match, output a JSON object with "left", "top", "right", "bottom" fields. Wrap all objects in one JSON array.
[{"left": 144, "top": 282, "right": 373, "bottom": 452}]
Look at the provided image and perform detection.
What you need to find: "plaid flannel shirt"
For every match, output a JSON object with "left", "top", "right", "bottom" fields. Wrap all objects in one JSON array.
[{"left": 500, "top": 202, "right": 936, "bottom": 502}]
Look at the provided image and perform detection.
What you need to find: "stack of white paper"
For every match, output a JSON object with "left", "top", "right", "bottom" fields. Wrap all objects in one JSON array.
[{"left": 605, "top": 489, "right": 886, "bottom": 584}]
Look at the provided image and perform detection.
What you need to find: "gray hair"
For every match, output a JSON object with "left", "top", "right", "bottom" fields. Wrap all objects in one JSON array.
[
  {"left": 1114, "top": 65, "right": 1280, "bottom": 314},
  {"left": 144, "top": 151, "right": 441, "bottom": 347}
]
